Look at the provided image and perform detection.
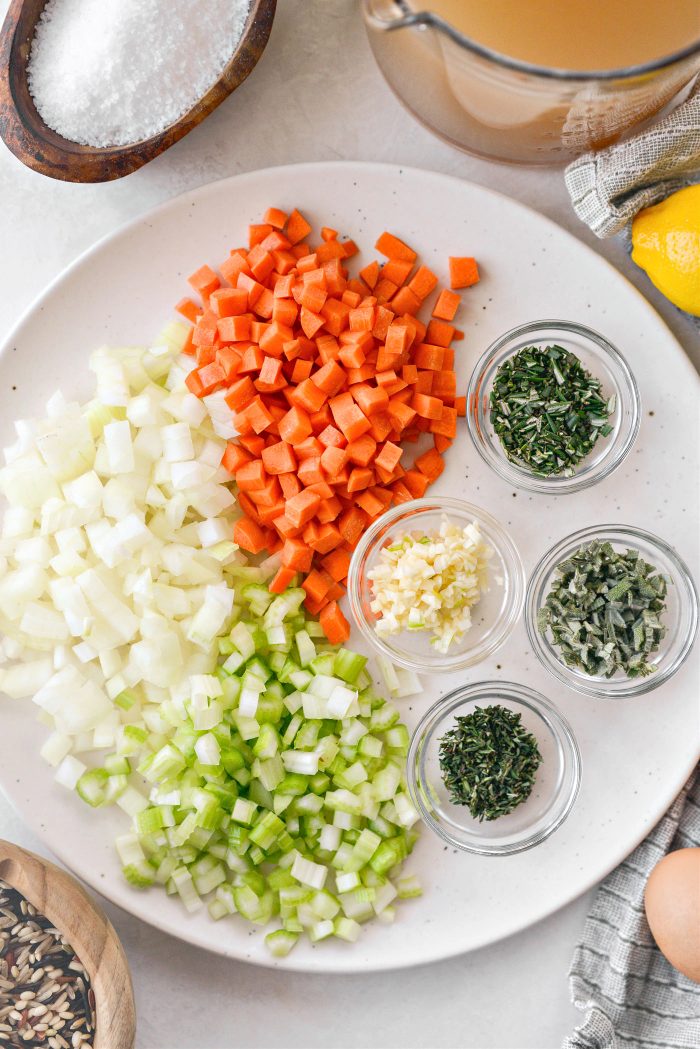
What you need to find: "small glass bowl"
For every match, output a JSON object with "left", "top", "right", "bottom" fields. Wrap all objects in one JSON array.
[
  {"left": 407, "top": 682, "right": 581, "bottom": 855},
  {"left": 466, "top": 320, "right": 640, "bottom": 495},
  {"left": 526, "top": 524, "right": 699, "bottom": 699},
  {"left": 347, "top": 498, "right": 524, "bottom": 674}
]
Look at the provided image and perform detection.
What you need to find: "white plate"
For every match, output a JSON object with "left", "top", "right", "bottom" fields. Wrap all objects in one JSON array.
[{"left": 0, "top": 163, "right": 698, "bottom": 973}]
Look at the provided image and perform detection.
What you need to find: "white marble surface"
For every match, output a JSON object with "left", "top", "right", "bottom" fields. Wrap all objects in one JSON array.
[{"left": 0, "top": 2, "right": 697, "bottom": 1046}]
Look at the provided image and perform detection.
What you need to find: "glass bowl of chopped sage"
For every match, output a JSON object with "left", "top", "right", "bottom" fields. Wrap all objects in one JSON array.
[
  {"left": 407, "top": 682, "right": 581, "bottom": 855},
  {"left": 466, "top": 320, "right": 640, "bottom": 494},
  {"left": 527, "top": 525, "right": 699, "bottom": 698}
]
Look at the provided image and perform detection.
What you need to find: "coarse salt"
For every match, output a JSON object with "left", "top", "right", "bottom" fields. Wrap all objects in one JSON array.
[{"left": 27, "top": 0, "right": 251, "bottom": 148}]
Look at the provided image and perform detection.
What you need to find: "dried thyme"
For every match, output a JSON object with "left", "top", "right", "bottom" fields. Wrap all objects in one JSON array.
[
  {"left": 0, "top": 879, "right": 96, "bottom": 1048},
  {"left": 489, "top": 344, "right": 615, "bottom": 476},
  {"left": 438, "top": 705, "right": 542, "bottom": 821},
  {"left": 537, "top": 540, "right": 668, "bottom": 678}
]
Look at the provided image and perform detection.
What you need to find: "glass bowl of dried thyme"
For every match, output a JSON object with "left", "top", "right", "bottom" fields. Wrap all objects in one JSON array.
[
  {"left": 407, "top": 681, "right": 581, "bottom": 855},
  {"left": 466, "top": 320, "right": 640, "bottom": 495},
  {"left": 527, "top": 525, "right": 699, "bottom": 698}
]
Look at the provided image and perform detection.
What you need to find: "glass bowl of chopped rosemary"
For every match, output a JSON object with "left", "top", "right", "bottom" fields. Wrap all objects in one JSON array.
[
  {"left": 527, "top": 525, "right": 699, "bottom": 698},
  {"left": 407, "top": 682, "right": 581, "bottom": 855},
  {"left": 466, "top": 320, "right": 640, "bottom": 494},
  {"left": 347, "top": 497, "right": 525, "bottom": 673}
]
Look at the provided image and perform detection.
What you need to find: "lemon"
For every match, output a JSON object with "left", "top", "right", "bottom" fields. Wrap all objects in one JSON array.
[{"left": 631, "top": 184, "right": 700, "bottom": 317}]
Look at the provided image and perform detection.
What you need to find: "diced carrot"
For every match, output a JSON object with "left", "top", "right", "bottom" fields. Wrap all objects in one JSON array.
[
  {"left": 403, "top": 469, "right": 429, "bottom": 498},
  {"left": 369, "top": 411, "right": 394, "bottom": 443},
  {"left": 380, "top": 259, "right": 413, "bottom": 287},
  {"left": 350, "top": 384, "right": 388, "bottom": 418},
  {"left": 312, "top": 360, "right": 347, "bottom": 397},
  {"left": 321, "top": 548, "right": 351, "bottom": 583},
  {"left": 188, "top": 264, "right": 220, "bottom": 299},
  {"left": 224, "top": 376, "right": 257, "bottom": 411},
  {"left": 432, "top": 288, "right": 460, "bottom": 321},
  {"left": 268, "top": 566, "right": 296, "bottom": 594},
  {"left": 346, "top": 433, "right": 377, "bottom": 468},
  {"left": 300, "top": 283, "right": 328, "bottom": 313},
  {"left": 217, "top": 316, "right": 251, "bottom": 343},
  {"left": 257, "top": 356, "right": 284, "bottom": 388},
  {"left": 408, "top": 266, "right": 438, "bottom": 300},
  {"left": 318, "top": 425, "right": 346, "bottom": 449},
  {"left": 310, "top": 405, "right": 333, "bottom": 434},
  {"left": 279, "top": 473, "right": 302, "bottom": 500},
  {"left": 302, "top": 570, "right": 332, "bottom": 605},
  {"left": 415, "top": 371, "right": 433, "bottom": 395},
  {"left": 455, "top": 395, "right": 467, "bottom": 417},
  {"left": 430, "top": 404, "right": 457, "bottom": 438},
  {"left": 286, "top": 209, "right": 313, "bottom": 245},
  {"left": 354, "top": 490, "right": 384, "bottom": 518},
  {"left": 309, "top": 523, "right": 341, "bottom": 554},
  {"left": 375, "top": 441, "right": 403, "bottom": 473},
  {"left": 432, "top": 370, "right": 457, "bottom": 400},
  {"left": 286, "top": 489, "right": 322, "bottom": 529},
  {"left": 360, "top": 260, "right": 379, "bottom": 289},
  {"left": 414, "top": 343, "right": 444, "bottom": 370},
  {"left": 220, "top": 442, "right": 250, "bottom": 474},
  {"left": 317, "top": 240, "right": 346, "bottom": 264},
  {"left": 219, "top": 252, "right": 251, "bottom": 285},
  {"left": 238, "top": 434, "right": 266, "bottom": 456},
  {"left": 248, "top": 476, "right": 282, "bottom": 507},
  {"left": 320, "top": 445, "right": 348, "bottom": 475},
  {"left": 290, "top": 377, "right": 328, "bottom": 414},
  {"left": 264, "top": 207, "right": 288, "bottom": 230},
  {"left": 347, "top": 467, "right": 374, "bottom": 493},
  {"left": 449, "top": 257, "right": 480, "bottom": 289},
  {"left": 236, "top": 460, "right": 267, "bottom": 492},
  {"left": 298, "top": 456, "right": 325, "bottom": 487},
  {"left": 329, "top": 393, "right": 371, "bottom": 442},
  {"left": 175, "top": 297, "right": 202, "bottom": 323},
  {"left": 234, "top": 517, "right": 268, "bottom": 555},
  {"left": 412, "top": 393, "right": 443, "bottom": 421},
  {"left": 338, "top": 507, "right": 367, "bottom": 546},
  {"left": 262, "top": 441, "right": 297, "bottom": 476},
  {"left": 375, "top": 232, "right": 417, "bottom": 263},
  {"left": 319, "top": 601, "right": 351, "bottom": 645},
  {"left": 291, "top": 358, "right": 313, "bottom": 384},
  {"left": 415, "top": 446, "right": 445, "bottom": 481},
  {"left": 249, "top": 224, "right": 272, "bottom": 248},
  {"left": 426, "top": 319, "right": 455, "bottom": 347},
  {"left": 281, "top": 538, "right": 313, "bottom": 572},
  {"left": 180, "top": 208, "right": 464, "bottom": 613},
  {"left": 433, "top": 435, "right": 453, "bottom": 454},
  {"left": 279, "top": 405, "right": 312, "bottom": 444},
  {"left": 295, "top": 436, "right": 323, "bottom": 460},
  {"left": 349, "top": 306, "right": 375, "bottom": 332}
]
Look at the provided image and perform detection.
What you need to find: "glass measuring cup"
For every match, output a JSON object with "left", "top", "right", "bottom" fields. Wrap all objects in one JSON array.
[{"left": 362, "top": 0, "right": 700, "bottom": 165}]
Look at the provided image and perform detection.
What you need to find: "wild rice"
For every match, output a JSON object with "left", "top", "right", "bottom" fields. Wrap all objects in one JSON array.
[{"left": 0, "top": 880, "right": 96, "bottom": 1048}]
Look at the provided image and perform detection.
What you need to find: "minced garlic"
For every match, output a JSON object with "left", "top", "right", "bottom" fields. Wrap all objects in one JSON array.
[{"left": 367, "top": 516, "right": 492, "bottom": 653}]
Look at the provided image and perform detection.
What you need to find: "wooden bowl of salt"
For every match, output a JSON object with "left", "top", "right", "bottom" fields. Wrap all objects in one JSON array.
[
  {"left": 0, "top": 0, "right": 276, "bottom": 183},
  {"left": 0, "top": 840, "right": 136, "bottom": 1049}
]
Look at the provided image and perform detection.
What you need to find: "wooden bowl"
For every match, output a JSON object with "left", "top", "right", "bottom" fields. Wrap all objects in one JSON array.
[
  {"left": 0, "top": 839, "right": 136, "bottom": 1049},
  {"left": 0, "top": 0, "right": 276, "bottom": 183}
]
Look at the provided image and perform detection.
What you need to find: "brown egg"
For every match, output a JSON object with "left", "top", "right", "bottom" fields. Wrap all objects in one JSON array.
[{"left": 644, "top": 847, "right": 700, "bottom": 984}]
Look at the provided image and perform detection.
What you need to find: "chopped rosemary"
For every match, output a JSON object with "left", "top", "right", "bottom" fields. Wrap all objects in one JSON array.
[
  {"left": 438, "top": 705, "right": 542, "bottom": 821},
  {"left": 537, "top": 540, "right": 668, "bottom": 678},
  {"left": 489, "top": 344, "right": 615, "bottom": 476}
]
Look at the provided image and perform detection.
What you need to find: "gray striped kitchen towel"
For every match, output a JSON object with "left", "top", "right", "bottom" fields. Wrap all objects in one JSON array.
[
  {"left": 565, "top": 78, "right": 700, "bottom": 239},
  {"left": 563, "top": 769, "right": 700, "bottom": 1049}
]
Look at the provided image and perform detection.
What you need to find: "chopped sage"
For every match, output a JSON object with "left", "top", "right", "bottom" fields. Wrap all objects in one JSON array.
[
  {"left": 538, "top": 540, "right": 668, "bottom": 678},
  {"left": 438, "top": 705, "right": 542, "bottom": 821},
  {"left": 489, "top": 344, "right": 615, "bottom": 476}
]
